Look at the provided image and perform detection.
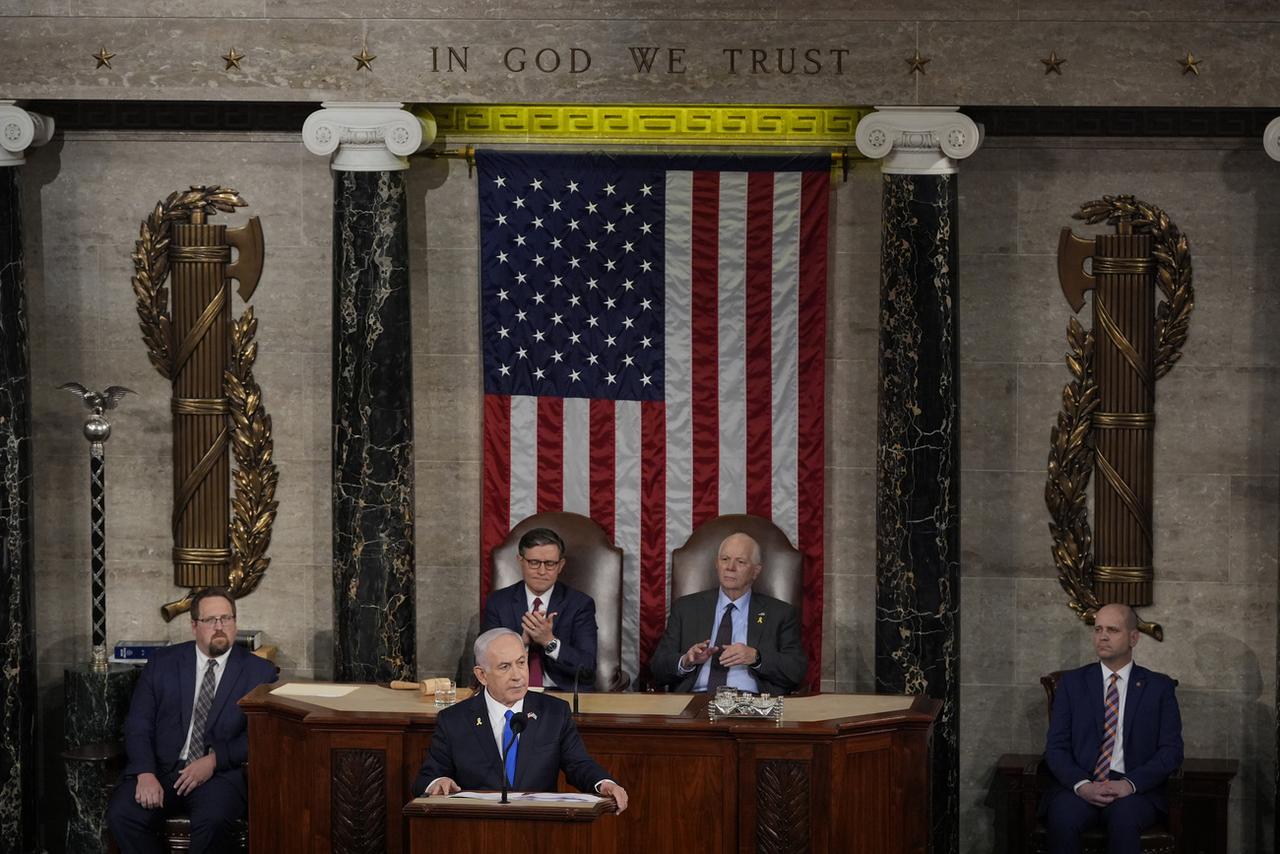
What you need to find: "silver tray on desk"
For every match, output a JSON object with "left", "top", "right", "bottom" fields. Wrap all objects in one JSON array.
[{"left": 706, "top": 688, "right": 783, "bottom": 725}]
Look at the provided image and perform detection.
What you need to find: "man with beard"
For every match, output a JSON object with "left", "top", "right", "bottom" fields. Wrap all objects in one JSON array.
[{"left": 107, "top": 586, "right": 278, "bottom": 853}]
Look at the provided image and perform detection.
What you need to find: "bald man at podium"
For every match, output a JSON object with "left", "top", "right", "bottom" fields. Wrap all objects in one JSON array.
[{"left": 413, "top": 628, "right": 628, "bottom": 813}]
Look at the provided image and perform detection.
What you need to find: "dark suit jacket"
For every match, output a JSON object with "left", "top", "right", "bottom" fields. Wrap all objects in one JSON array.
[
  {"left": 122, "top": 641, "right": 278, "bottom": 792},
  {"left": 649, "top": 589, "right": 807, "bottom": 695},
  {"left": 1044, "top": 662, "right": 1183, "bottom": 811},
  {"left": 412, "top": 690, "right": 611, "bottom": 796},
  {"left": 481, "top": 580, "right": 598, "bottom": 689}
]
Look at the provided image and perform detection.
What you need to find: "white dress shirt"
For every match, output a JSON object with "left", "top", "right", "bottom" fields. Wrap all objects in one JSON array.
[
  {"left": 1073, "top": 659, "right": 1134, "bottom": 793},
  {"left": 523, "top": 584, "right": 561, "bottom": 687}
]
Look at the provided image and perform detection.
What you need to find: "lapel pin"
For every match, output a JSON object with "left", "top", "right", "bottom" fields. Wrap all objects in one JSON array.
[
  {"left": 475, "top": 717, "right": 483, "bottom": 726},
  {"left": 1136, "top": 680, "right": 1143, "bottom": 688},
  {"left": 527, "top": 712, "right": 538, "bottom": 720},
  {"left": 756, "top": 613, "right": 765, "bottom": 624}
]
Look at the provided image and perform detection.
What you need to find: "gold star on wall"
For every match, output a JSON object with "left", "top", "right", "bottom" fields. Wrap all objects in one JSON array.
[
  {"left": 1180, "top": 52, "right": 1202, "bottom": 76},
  {"left": 222, "top": 48, "right": 245, "bottom": 71},
  {"left": 1041, "top": 50, "right": 1066, "bottom": 75},
  {"left": 92, "top": 47, "right": 115, "bottom": 69},
  {"left": 906, "top": 49, "right": 931, "bottom": 75},
  {"left": 353, "top": 44, "right": 376, "bottom": 71}
]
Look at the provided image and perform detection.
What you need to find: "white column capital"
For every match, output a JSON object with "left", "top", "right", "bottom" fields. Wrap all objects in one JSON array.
[
  {"left": 1264, "top": 116, "right": 1280, "bottom": 162},
  {"left": 0, "top": 101, "right": 55, "bottom": 167},
  {"left": 855, "top": 107, "right": 983, "bottom": 175},
  {"left": 302, "top": 102, "right": 436, "bottom": 172}
]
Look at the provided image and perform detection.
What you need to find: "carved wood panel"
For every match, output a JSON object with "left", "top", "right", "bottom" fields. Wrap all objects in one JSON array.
[
  {"left": 756, "top": 759, "right": 811, "bottom": 854},
  {"left": 331, "top": 747, "right": 387, "bottom": 854}
]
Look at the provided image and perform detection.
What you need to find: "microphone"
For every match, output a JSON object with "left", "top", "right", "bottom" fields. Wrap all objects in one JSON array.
[
  {"left": 572, "top": 667, "right": 582, "bottom": 715},
  {"left": 499, "top": 712, "right": 528, "bottom": 805}
]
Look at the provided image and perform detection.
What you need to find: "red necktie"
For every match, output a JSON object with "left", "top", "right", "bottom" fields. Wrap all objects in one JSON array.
[{"left": 528, "top": 597, "right": 544, "bottom": 687}]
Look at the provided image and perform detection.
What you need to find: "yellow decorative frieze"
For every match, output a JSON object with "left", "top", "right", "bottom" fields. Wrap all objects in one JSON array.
[{"left": 415, "top": 104, "right": 871, "bottom": 149}]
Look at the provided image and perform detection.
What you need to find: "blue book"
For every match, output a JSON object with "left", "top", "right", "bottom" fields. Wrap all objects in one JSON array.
[{"left": 113, "top": 640, "right": 169, "bottom": 660}]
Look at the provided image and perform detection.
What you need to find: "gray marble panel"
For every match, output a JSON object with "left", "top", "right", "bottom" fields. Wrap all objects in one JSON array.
[
  {"left": 960, "top": 576, "right": 1017, "bottom": 687},
  {"left": 1016, "top": 143, "right": 1279, "bottom": 259},
  {"left": 959, "top": 252, "right": 1071, "bottom": 365},
  {"left": 415, "top": 564, "right": 479, "bottom": 679},
  {"left": 254, "top": 561, "right": 331, "bottom": 676},
  {"left": 269, "top": 459, "right": 332, "bottom": 566},
  {"left": 71, "top": 0, "right": 265, "bottom": 15},
  {"left": 1015, "top": 361, "right": 1068, "bottom": 474},
  {"left": 250, "top": 245, "right": 333, "bottom": 357},
  {"left": 1202, "top": 254, "right": 1280, "bottom": 368},
  {"left": 21, "top": 243, "right": 99, "bottom": 353},
  {"left": 1151, "top": 474, "right": 1231, "bottom": 583},
  {"left": 255, "top": 351, "right": 329, "bottom": 463},
  {"left": 962, "top": 469, "right": 1054, "bottom": 580},
  {"left": 1012, "top": 577, "right": 1094, "bottom": 686},
  {"left": 826, "top": 465, "right": 874, "bottom": 577},
  {"left": 958, "top": 145, "right": 1020, "bottom": 256},
  {"left": 919, "top": 22, "right": 1280, "bottom": 107},
  {"left": 31, "top": 458, "right": 91, "bottom": 561},
  {"left": 958, "top": 684, "right": 1045, "bottom": 790},
  {"left": 1229, "top": 477, "right": 1279, "bottom": 587},
  {"left": 826, "top": 357, "right": 875, "bottom": 470},
  {"left": 828, "top": 251, "right": 878, "bottom": 362},
  {"left": 959, "top": 362, "right": 1016, "bottom": 472},
  {"left": 1153, "top": 366, "right": 1280, "bottom": 476},
  {"left": 1016, "top": 0, "right": 1278, "bottom": 22},
  {"left": 411, "top": 156, "right": 479, "bottom": 255},
  {"left": 413, "top": 352, "right": 480, "bottom": 462},
  {"left": 415, "top": 460, "right": 480, "bottom": 569},
  {"left": 958, "top": 786, "right": 996, "bottom": 854},
  {"left": 413, "top": 249, "right": 480, "bottom": 357},
  {"left": 834, "top": 162, "right": 883, "bottom": 257},
  {"left": 830, "top": 570, "right": 875, "bottom": 694}
]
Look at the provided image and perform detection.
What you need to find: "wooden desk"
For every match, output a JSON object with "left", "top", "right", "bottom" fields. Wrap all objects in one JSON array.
[{"left": 241, "top": 684, "right": 939, "bottom": 854}]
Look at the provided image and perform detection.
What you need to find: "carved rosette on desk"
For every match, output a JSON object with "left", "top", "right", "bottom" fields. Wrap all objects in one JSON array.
[
  {"left": 129, "top": 186, "right": 279, "bottom": 619},
  {"left": 1046, "top": 196, "right": 1194, "bottom": 639}
]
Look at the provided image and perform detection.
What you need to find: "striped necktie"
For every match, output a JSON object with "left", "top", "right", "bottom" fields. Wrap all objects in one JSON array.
[
  {"left": 1093, "top": 672, "right": 1120, "bottom": 781},
  {"left": 186, "top": 659, "right": 219, "bottom": 765}
]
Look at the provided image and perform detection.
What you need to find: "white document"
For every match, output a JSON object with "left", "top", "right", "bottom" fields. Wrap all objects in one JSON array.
[
  {"left": 444, "top": 791, "right": 602, "bottom": 804},
  {"left": 271, "top": 683, "right": 359, "bottom": 698}
]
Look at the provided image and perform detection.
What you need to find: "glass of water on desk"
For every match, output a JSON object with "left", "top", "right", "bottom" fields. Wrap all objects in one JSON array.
[{"left": 434, "top": 679, "right": 456, "bottom": 708}]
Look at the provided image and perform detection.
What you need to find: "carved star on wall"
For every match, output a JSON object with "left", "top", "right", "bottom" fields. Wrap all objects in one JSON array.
[
  {"left": 222, "top": 47, "right": 246, "bottom": 71},
  {"left": 906, "top": 49, "right": 931, "bottom": 75},
  {"left": 1041, "top": 50, "right": 1066, "bottom": 75},
  {"left": 92, "top": 47, "right": 115, "bottom": 69},
  {"left": 353, "top": 44, "right": 376, "bottom": 71},
  {"left": 1180, "top": 51, "right": 1202, "bottom": 76}
]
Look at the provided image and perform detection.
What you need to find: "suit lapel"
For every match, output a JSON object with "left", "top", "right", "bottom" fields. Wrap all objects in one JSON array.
[
  {"left": 545, "top": 583, "right": 565, "bottom": 616},
  {"left": 178, "top": 643, "right": 197, "bottom": 739},
  {"left": 509, "top": 585, "right": 527, "bottom": 628},
  {"left": 514, "top": 693, "right": 542, "bottom": 788},
  {"left": 1090, "top": 664, "right": 1106, "bottom": 744},
  {"left": 204, "top": 646, "right": 242, "bottom": 734},
  {"left": 746, "top": 592, "right": 767, "bottom": 649},
  {"left": 1123, "top": 666, "right": 1147, "bottom": 752},
  {"left": 465, "top": 692, "right": 505, "bottom": 780}
]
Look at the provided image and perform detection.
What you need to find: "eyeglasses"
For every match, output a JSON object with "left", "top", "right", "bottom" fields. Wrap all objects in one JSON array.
[
  {"left": 520, "top": 557, "right": 564, "bottom": 570},
  {"left": 194, "top": 615, "right": 236, "bottom": 628}
]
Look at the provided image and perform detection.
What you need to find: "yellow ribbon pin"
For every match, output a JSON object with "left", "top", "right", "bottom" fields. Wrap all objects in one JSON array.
[
  {"left": 756, "top": 614, "right": 765, "bottom": 624},
  {"left": 475, "top": 717, "right": 483, "bottom": 726}
]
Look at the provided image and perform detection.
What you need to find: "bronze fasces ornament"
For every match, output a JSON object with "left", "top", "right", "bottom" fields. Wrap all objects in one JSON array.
[
  {"left": 1046, "top": 195, "right": 1194, "bottom": 640},
  {"left": 130, "top": 186, "right": 279, "bottom": 620}
]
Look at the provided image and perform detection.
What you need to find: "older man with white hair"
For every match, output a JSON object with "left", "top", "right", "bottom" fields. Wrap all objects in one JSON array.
[
  {"left": 413, "top": 628, "right": 628, "bottom": 812},
  {"left": 650, "top": 531, "right": 807, "bottom": 694}
]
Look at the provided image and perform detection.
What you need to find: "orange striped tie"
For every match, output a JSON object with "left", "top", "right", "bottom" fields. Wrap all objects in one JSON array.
[{"left": 1093, "top": 673, "right": 1120, "bottom": 781}]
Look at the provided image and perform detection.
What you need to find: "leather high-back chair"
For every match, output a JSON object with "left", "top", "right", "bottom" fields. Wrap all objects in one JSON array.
[
  {"left": 491, "top": 512, "right": 628, "bottom": 692},
  {"left": 670, "top": 514, "right": 802, "bottom": 607},
  {"left": 1022, "top": 671, "right": 1182, "bottom": 854}
]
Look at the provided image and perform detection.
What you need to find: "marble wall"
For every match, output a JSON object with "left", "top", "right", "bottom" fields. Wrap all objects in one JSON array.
[{"left": 18, "top": 128, "right": 1280, "bottom": 851}]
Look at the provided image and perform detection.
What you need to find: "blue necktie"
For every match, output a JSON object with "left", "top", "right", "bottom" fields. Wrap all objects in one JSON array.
[{"left": 502, "top": 710, "right": 519, "bottom": 787}]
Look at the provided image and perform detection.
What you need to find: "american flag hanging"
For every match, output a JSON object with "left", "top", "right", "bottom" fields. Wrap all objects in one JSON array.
[{"left": 477, "top": 151, "right": 828, "bottom": 689}]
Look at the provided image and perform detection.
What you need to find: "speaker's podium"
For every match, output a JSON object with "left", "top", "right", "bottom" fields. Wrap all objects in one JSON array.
[{"left": 403, "top": 794, "right": 617, "bottom": 854}]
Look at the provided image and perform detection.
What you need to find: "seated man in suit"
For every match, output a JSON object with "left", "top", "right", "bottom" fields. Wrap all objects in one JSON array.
[
  {"left": 414, "top": 627, "right": 628, "bottom": 812},
  {"left": 1042, "top": 603, "right": 1184, "bottom": 854},
  {"left": 650, "top": 531, "right": 806, "bottom": 694},
  {"left": 107, "top": 586, "right": 278, "bottom": 854},
  {"left": 481, "top": 527, "right": 598, "bottom": 690}
]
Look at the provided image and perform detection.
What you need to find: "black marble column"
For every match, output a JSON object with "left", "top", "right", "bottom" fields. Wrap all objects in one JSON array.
[
  {"left": 0, "top": 161, "right": 38, "bottom": 854},
  {"left": 62, "top": 664, "right": 139, "bottom": 853},
  {"left": 332, "top": 169, "right": 416, "bottom": 683},
  {"left": 874, "top": 169, "right": 961, "bottom": 854}
]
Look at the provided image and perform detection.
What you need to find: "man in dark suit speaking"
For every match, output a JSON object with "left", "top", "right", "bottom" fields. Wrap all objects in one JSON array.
[
  {"left": 1042, "top": 603, "right": 1183, "bottom": 854},
  {"left": 107, "top": 586, "right": 278, "bottom": 853},
  {"left": 650, "top": 531, "right": 807, "bottom": 695},
  {"left": 414, "top": 627, "right": 628, "bottom": 812},
  {"left": 482, "top": 527, "right": 598, "bottom": 689}
]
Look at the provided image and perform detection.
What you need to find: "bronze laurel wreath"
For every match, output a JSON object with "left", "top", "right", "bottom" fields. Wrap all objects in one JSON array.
[
  {"left": 1045, "top": 195, "right": 1195, "bottom": 641},
  {"left": 130, "top": 186, "right": 279, "bottom": 621}
]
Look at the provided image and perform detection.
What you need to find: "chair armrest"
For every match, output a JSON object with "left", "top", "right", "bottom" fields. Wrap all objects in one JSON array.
[{"left": 1166, "top": 765, "right": 1184, "bottom": 850}]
